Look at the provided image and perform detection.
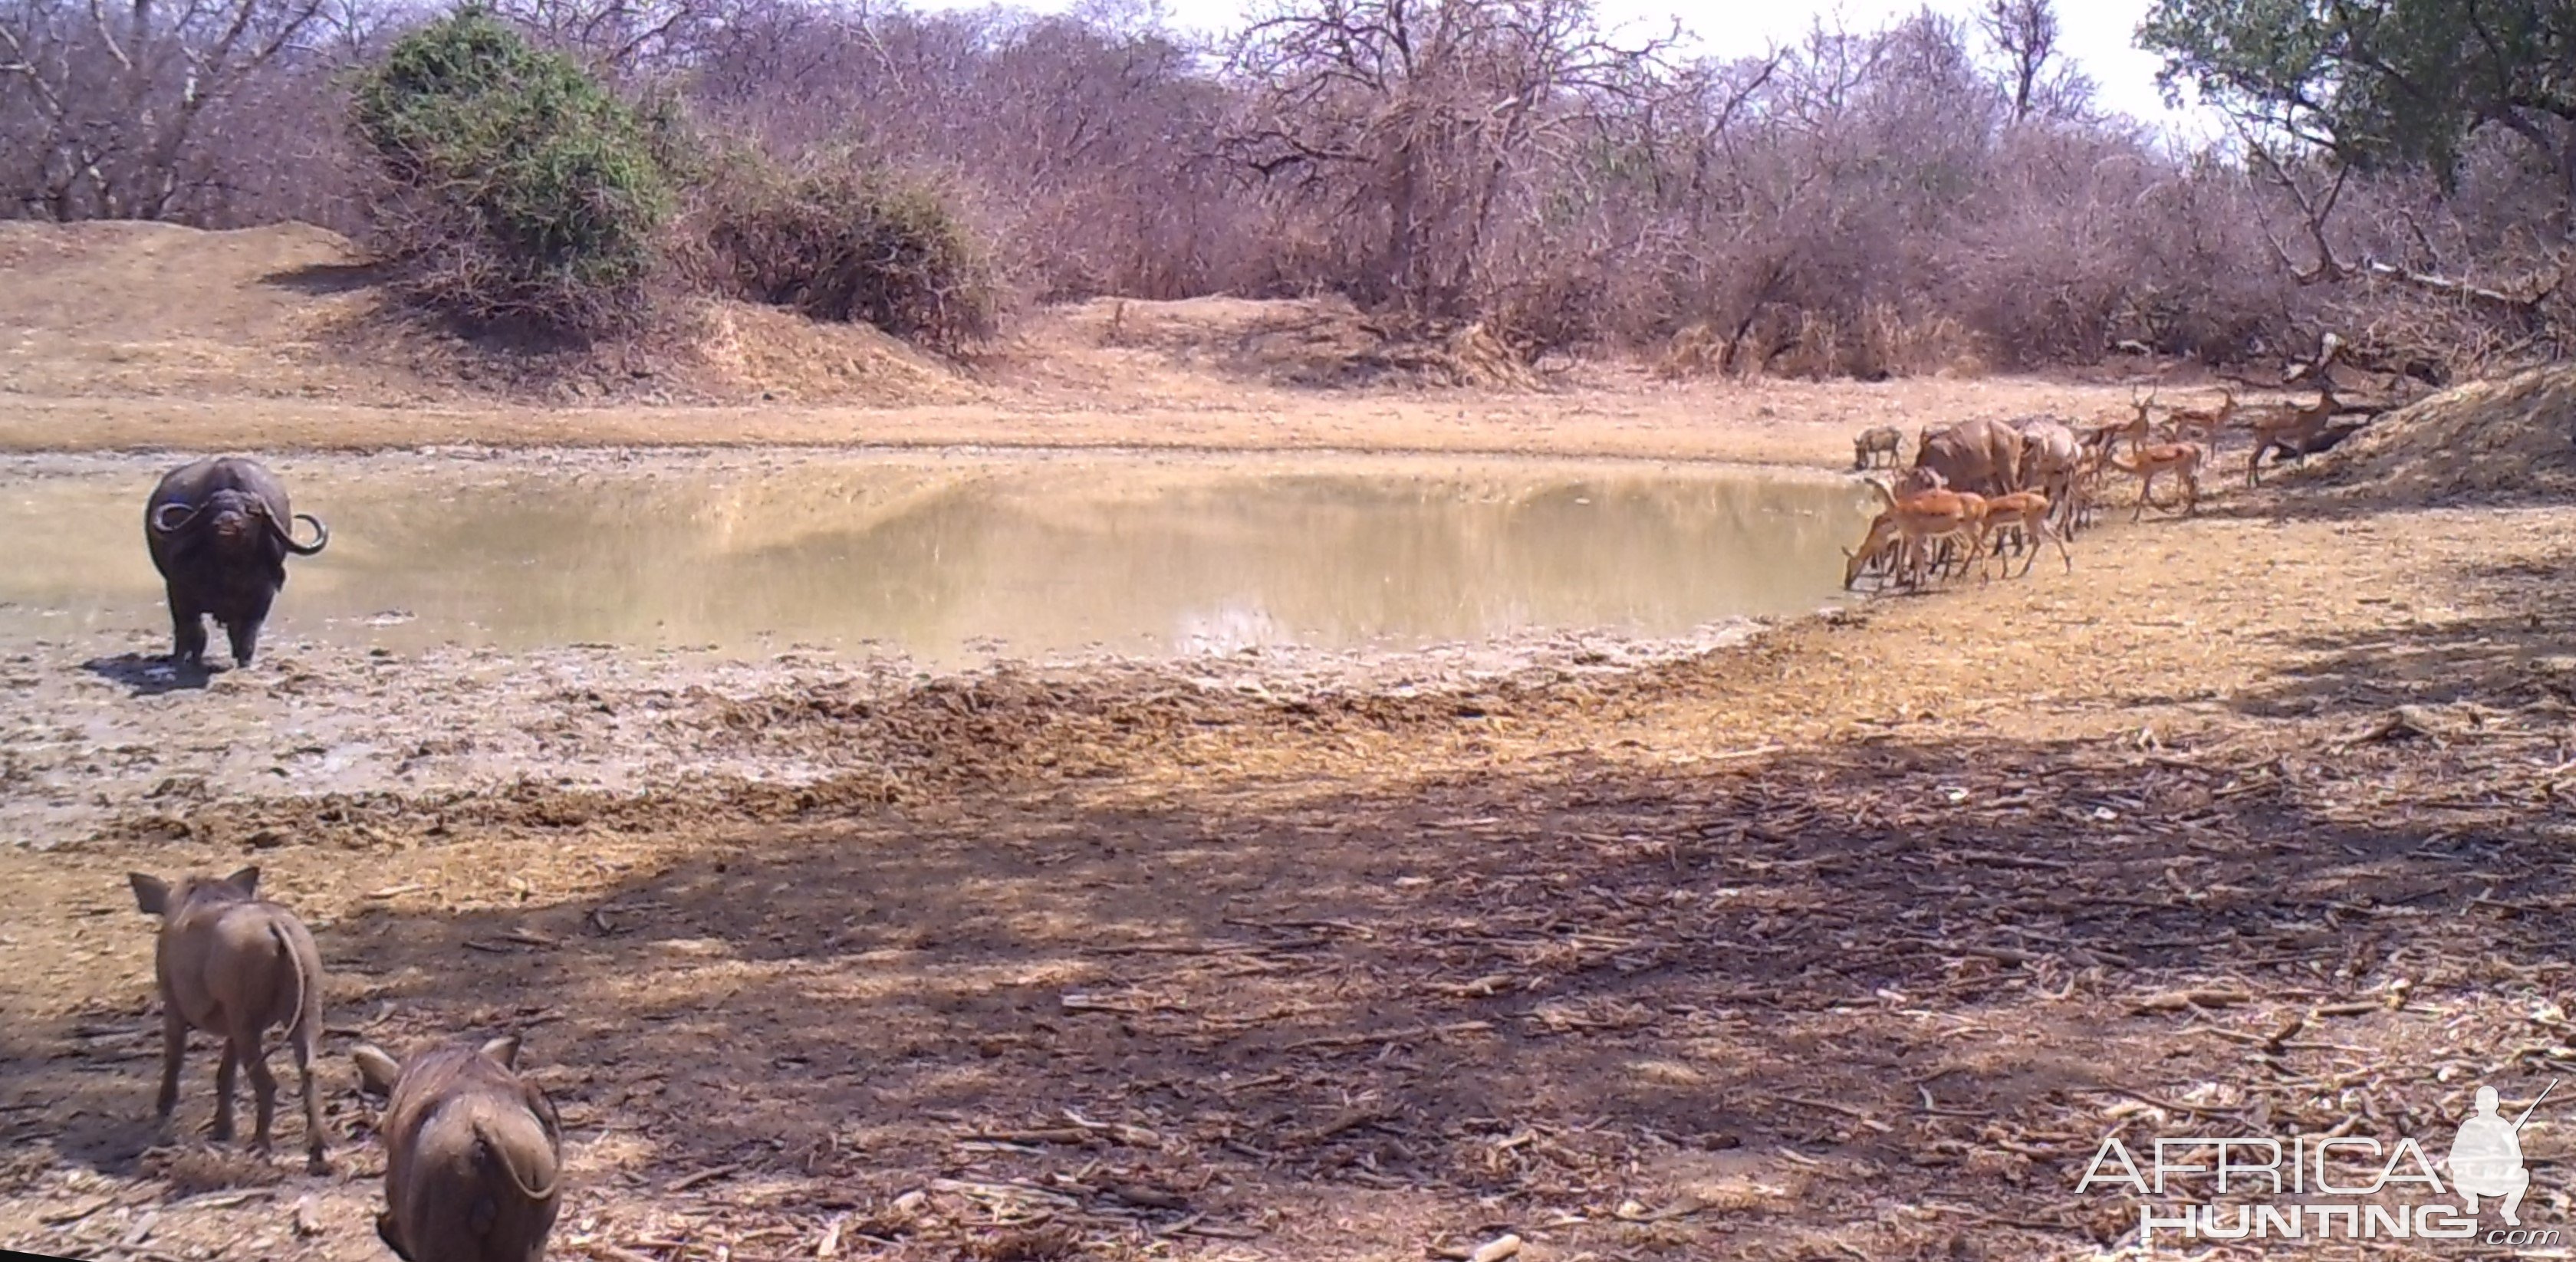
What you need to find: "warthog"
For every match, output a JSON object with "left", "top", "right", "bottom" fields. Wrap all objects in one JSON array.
[
  {"left": 1851, "top": 425, "right": 1903, "bottom": 469},
  {"left": 127, "top": 865, "right": 327, "bottom": 1171},
  {"left": 146, "top": 456, "right": 329, "bottom": 669},
  {"left": 355, "top": 1034, "right": 564, "bottom": 1262}
]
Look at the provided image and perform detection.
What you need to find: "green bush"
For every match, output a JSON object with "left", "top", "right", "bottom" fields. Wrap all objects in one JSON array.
[
  {"left": 351, "top": 8, "right": 672, "bottom": 337},
  {"left": 699, "top": 153, "right": 1002, "bottom": 352}
]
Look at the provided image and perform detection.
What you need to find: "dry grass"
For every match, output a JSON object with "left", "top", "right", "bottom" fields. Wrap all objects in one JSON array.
[{"left": 1015, "top": 295, "right": 1543, "bottom": 390}]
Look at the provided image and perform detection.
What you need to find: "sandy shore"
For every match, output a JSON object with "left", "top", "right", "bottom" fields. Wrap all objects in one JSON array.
[{"left": 0, "top": 372, "right": 2164, "bottom": 465}]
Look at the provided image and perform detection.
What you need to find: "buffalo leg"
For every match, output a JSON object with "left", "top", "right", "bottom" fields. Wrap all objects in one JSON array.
[
  {"left": 166, "top": 590, "right": 208, "bottom": 668},
  {"left": 226, "top": 617, "right": 264, "bottom": 669},
  {"left": 227, "top": 590, "right": 275, "bottom": 668}
]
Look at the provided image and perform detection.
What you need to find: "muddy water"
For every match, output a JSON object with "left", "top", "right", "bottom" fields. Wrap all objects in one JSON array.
[{"left": 0, "top": 450, "right": 1874, "bottom": 665}]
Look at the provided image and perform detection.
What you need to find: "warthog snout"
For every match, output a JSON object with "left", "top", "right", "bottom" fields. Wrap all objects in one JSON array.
[
  {"left": 355, "top": 1033, "right": 564, "bottom": 1262},
  {"left": 127, "top": 864, "right": 328, "bottom": 1171}
]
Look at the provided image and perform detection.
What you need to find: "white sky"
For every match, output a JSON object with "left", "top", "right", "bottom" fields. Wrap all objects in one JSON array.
[{"left": 914, "top": 0, "right": 2226, "bottom": 143}]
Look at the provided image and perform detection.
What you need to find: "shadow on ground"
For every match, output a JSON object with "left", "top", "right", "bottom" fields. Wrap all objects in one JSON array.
[
  {"left": 2195, "top": 484, "right": 2576, "bottom": 523},
  {"left": 2229, "top": 542, "right": 2576, "bottom": 723},
  {"left": 261, "top": 263, "right": 383, "bottom": 297},
  {"left": 12, "top": 722, "right": 2571, "bottom": 1256},
  {"left": 81, "top": 652, "right": 209, "bottom": 696}
]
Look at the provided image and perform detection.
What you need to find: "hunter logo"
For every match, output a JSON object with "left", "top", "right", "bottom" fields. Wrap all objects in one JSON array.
[
  {"left": 2074, "top": 1079, "right": 2560, "bottom": 1247},
  {"left": 2450, "top": 1083, "right": 2541, "bottom": 1225}
]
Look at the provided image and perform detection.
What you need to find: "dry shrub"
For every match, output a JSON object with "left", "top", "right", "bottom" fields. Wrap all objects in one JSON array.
[
  {"left": 1860, "top": 303, "right": 1986, "bottom": 378},
  {"left": 1485, "top": 264, "right": 1607, "bottom": 360},
  {"left": 691, "top": 150, "right": 1004, "bottom": 353},
  {"left": 1416, "top": 322, "right": 1546, "bottom": 389},
  {"left": 1656, "top": 323, "right": 1726, "bottom": 380},
  {"left": 1764, "top": 304, "right": 1985, "bottom": 381}
]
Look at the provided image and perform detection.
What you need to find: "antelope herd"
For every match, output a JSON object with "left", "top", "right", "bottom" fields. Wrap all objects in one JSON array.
[{"left": 1844, "top": 381, "right": 2370, "bottom": 591}]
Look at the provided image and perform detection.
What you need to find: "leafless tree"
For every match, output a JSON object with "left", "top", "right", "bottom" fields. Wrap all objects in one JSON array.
[
  {"left": 482, "top": 0, "right": 711, "bottom": 72},
  {"left": 1222, "top": 0, "right": 1678, "bottom": 321},
  {"left": 1976, "top": 0, "right": 2087, "bottom": 125},
  {"left": 0, "top": 0, "right": 328, "bottom": 219}
]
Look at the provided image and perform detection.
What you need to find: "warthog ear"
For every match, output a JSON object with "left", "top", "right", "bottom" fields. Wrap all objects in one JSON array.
[
  {"left": 129, "top": 873, "right": 169, "bottom": 916},
  {"left": 353, "top": 1044, "right": 402, "bottom": 1096},
  {"left": 480, "top": 1034, "right": 523, "bottom": 1070},
  {"left": 225, "top": 866, "right": 261, "bottom": 896}
]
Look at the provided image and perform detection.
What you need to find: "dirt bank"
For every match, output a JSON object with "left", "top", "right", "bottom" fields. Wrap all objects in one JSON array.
[
  {"left": 6, "top": 221, "right": 2576, "bottom": 1262},
  {"left": 0, "top": 221, "right": 2238, "bottom": 466},
  {"left": 0, "top": 376, "right": 2174, "bottom": 468},
  {"left": 2298, "top": 360, "right": 2576, "bottom": 503}
]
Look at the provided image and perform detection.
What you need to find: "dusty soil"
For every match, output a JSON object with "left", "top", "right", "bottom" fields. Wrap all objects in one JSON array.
[{"left": 5, "top": 223, "right": 2574, "bottom": 1262}]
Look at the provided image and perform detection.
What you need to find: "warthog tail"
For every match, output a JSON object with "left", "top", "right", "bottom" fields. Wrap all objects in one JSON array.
[
  {"left": 268, "top": 919, "right": 308, "bottom": 1050},
  {"left": 474, "top": 1117, "right": 559, "bottom": 1205}
]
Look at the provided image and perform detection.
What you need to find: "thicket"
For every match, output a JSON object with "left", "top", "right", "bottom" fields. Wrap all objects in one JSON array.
[
  {"left": 5, "top": 0, "right": 2571, "bottom": 377},
  {"left": 693, "top": 153, "right": 1000, "bottom": 350},
  {"left": 351, "top": 8, "right": 673, "bottom": 335}
]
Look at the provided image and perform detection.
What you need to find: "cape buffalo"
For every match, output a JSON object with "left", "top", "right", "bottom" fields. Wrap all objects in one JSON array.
[
  {"left": 2005, "top": 415, "right": 2084, "bottom": 537},
  {"left": 144, "top": 457, "right": 328, "bottom": 669},
  {"left": 1913, "top": 418, "right": 2026, "bottom": 498}
]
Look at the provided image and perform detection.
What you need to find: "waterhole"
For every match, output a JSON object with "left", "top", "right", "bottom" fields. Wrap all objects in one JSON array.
[{"left": 0, "top": 450, "right": 1875, "bottom": 665}]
